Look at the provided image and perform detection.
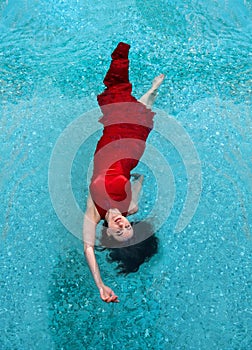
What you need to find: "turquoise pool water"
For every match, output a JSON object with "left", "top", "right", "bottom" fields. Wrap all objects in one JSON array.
[{"left": 1, "top": 0, "right": 251, "bottom": 349}]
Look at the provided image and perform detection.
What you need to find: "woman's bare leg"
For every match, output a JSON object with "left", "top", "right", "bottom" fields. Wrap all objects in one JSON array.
[{"left": 138, "top": 74, "right": 165, "bottom": 109}]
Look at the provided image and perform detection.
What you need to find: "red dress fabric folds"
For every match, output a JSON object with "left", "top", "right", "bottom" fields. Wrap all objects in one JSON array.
[{"left": 89, "top": 42, "right": 155, "bottom": 219}]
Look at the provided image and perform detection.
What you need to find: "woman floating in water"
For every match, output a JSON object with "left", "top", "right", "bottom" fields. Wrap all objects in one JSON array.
[{"left": 83, "top": 42, "right": 164, "bottom": 303}]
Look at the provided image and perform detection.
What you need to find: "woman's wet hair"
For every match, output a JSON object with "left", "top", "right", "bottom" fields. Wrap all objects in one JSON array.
[{"left": 96, "top": 221, "right": 158, "bottom": 275}]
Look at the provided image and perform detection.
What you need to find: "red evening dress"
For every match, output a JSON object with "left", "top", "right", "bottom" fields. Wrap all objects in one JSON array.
[{"left": 89, "top": 42, "right": 155, "bottom": 219}]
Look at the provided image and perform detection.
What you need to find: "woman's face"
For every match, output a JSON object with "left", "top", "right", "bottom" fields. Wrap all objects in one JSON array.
[{"left": 105, "top": 208, "right": 134, "bottom": 242}]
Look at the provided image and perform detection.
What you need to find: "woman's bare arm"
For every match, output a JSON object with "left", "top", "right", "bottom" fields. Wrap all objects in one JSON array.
[
  {"left": 83, "top": 211, "right": 103, "bottom": 288},
  {"left": 128, "top": 174, "right": 144, "bottom": 215},
  {"left": 83, "top": 194, "right": 119, "bottom": 303}
]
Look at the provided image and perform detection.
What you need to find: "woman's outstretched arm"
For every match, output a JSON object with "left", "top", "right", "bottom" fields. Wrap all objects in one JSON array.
[{"left": 83, "top": 194, "right": 119, "bottom": 303}]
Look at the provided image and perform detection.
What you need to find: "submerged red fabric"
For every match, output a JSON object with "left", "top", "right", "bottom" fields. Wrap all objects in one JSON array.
[{"left": 89, "top": 42, "right": 155, "bottom": 219}]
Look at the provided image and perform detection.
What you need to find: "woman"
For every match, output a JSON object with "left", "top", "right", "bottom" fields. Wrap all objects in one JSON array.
[{"left": 83, "top": 42, "right": 164, "bottom": 303}]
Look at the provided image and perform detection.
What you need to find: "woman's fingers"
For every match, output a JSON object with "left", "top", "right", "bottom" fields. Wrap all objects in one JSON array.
[
  {"left": 103, "top": 295, "right": 118, "bottom": 303},
  {"left": 105, "top": 292, "right": 119, "bottom": 303},
  {"left": 100, "top": 287, "right": 119, "bottom": 303}
]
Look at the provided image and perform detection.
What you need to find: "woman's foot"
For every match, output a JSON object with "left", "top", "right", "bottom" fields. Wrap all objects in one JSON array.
[
  {"left": 138, "top": 74, "right": 165, "bottom": 108},
  {"left": 151, "top": 74, "right": 165, "bottom": 92}
]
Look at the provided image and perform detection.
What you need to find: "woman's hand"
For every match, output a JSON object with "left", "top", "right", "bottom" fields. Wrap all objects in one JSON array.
[
  {"left": 128, "top": 173, "right": 144, "bottom": 215},
  {"left": 99, "top": 285, "right": 119, "bottom": 303},
  {"left": 131, "top": 173, "right": 144, "bottom": 184}
]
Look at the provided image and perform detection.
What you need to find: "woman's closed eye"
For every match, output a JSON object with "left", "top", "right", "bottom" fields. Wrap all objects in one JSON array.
[
  {"left": 116, "top": 226, "right": 131, "bottom": 235},
  {"left": 116, "top": 230, "right": 124, "bottom": 236}
]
